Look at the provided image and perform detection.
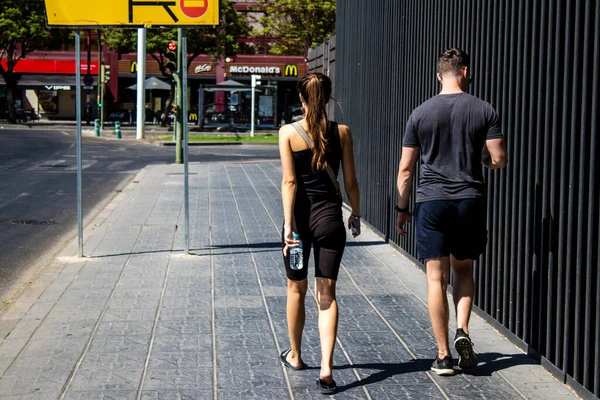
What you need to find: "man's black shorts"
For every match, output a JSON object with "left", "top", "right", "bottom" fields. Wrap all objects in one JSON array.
[{"left": 415, "top": 197, "right": 488, "bottom": 260}]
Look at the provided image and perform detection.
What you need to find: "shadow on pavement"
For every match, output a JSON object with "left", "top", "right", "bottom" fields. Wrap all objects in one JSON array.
[
  {"left": 334, "top": 360, "right": 428, "bottom": 392},
  {"left": 333, "top": 352, "right": 538, "bottom": 393},
  {"left": 92, "top": 240, "right": 385, "bottom": 258}
]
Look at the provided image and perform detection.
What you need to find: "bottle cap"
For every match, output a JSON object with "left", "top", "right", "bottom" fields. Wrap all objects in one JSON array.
[{"left": 292, "top": 233, "right": 300, "bottom": 240}]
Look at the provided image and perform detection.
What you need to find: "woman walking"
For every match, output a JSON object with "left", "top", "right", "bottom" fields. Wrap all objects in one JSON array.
[{"left": 278, "top": 73, "right": 361, "bottom": 395}]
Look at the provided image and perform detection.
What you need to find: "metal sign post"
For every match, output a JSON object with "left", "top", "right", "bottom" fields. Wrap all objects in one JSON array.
[
  {"left": 136, "top": 27, "right": 146, "bottom": 139},
  {"left": 42, "top": 1, "right": 221, "bottom": 260},
  {"left": 181, "top": 28, "right": 190, "bottom": 255},
  {"left": 75, "top": 30, "right": 84, "bottom": 257}
]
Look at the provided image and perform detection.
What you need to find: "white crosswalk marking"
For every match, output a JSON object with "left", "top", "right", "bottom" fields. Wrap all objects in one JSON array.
[
  {"left": 106, "top": 160, "right": 134, "bottom": 171},
  {"left": 27, "top": 159, "right": 99, "bottom": 171},
  {"left": 65, "top": 160, "right": 98, "bottom": 171},
  {"left": 26, "top": 159, "right": 67, "bottom": 171}
]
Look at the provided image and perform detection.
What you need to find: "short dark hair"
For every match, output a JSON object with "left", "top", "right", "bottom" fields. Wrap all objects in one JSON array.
[{"left": 437, "top": 48, "right": 470, "bottom": 76}]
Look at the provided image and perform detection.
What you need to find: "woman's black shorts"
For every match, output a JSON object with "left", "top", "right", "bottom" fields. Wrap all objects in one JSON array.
[{"left": 282, "top": 197, "right": 346, "bottom": 281}]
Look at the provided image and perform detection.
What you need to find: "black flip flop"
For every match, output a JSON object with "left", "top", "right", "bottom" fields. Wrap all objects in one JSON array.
[
  {"left": 316, "top": 378, "right": 337, "bottom": 395},
  {"left": 280, "top": 349, "right": 307, "bottom": 370}
]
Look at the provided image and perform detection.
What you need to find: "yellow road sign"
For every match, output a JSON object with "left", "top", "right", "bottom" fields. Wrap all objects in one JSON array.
[{"left": 44, "top": 0, "right": 219, "bottom": 27}]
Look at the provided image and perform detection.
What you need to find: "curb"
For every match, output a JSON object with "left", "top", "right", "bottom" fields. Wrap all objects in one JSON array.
[{"left": 156, "top": 141, "right": 242, "bottom": 146}]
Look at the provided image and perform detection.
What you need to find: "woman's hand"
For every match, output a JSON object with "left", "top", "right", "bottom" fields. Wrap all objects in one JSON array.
[
  {"left": 283, "top": 227, "right": 300, "bottom": 256},
  {"left": 348, "top": 215, "right": 361, "bottom": 237}
]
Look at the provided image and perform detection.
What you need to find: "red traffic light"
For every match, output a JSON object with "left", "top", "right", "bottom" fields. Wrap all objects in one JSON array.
[{"left": 167, "top": 41, "right": 177, "bottom": 51}]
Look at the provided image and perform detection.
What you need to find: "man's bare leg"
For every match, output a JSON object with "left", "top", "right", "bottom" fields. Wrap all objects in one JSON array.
[
  {"left": 426, "top": 257, "right": 451, "bottom": 359},
  {"left": 450, "top": 255, "right": 478, "bottom": 368},
  {"left": 450, "top": 255, "right": 474, "bottom": 333}
]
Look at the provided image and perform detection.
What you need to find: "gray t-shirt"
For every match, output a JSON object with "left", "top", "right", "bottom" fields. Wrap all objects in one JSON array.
[{"left": 403, "top": 92, "right": 503, "bottom": 203}]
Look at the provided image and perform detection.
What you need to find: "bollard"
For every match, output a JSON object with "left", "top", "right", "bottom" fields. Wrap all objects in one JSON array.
[
  {"left": 114, "top": 121, "right": 121, "bottom": 139},
  {"left": 94, "top": 119, "right": 100, "bottom": 136}
]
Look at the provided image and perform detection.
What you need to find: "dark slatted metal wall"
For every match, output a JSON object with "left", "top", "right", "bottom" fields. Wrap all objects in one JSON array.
[{"left": 333, "top": 0, "right": 600, "bottom": 397}]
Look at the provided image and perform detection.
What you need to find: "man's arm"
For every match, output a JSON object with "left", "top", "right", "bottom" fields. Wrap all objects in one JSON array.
[
  {"left": 396, "top": 146, "right": 419, "bottom": 235},
  {"left": 482, "top": 137, "right": 508, "bottom": 169}
]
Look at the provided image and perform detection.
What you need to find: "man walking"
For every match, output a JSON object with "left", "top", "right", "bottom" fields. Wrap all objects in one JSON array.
[{"left": 396, "top": 48, "right": 507, "bottom": 376}]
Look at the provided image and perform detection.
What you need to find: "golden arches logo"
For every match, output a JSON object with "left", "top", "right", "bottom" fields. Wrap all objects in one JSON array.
[
  {"left": 130, "top": 61, "right": 137, "bottom": 73},
  {"left": 189, "top": 113, "right": 198, "bottom": 121},
  {"left": 284, "top": 64, "right": 298, "bottom": 77}
]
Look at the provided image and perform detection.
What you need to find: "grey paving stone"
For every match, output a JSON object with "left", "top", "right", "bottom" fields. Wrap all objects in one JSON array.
[
  {"left": 159, "top": 307, "right": 212, "bottom": 321},
  {"left": 215, "top": 353, "right": 283, "bottom": 390},
  {"left": 213, "top": 295, "right": 264, "bottom": 309},
  {"left": 142, "top": 367, "right": 213, "bottom": 390},
  {"left": 69, "top": 368, "right": 144, "bottom": 391},
  {"left": 214, "top": 308, "right": 273, "bottom": 334},
  {"left": 19, "top": 335, "right": 88, "bottom": 358},
  {"left": 78, "top": 351, "right": 148, "bottom": 370},
  {"left": 95, "top": 321, "right": 155, "bottom": 336},
  {"left": 148, "top": 351, "right": 212, "bottom": 369},
  {"left": 102, "top": 308, "right": 157, "bottom": 322},
  {"left": 155, "top": 319, "right": 212, "bottom": 336},
  {"left": 216, "top": 386, "right": 290, "bottom": 400},
  {"left": 215, "top": 332, "right": 277, "bottom": 350},
  {"left": 0, "top": 392, "right": 61, "bottom": 400},
  {"left": 161, "top": 296, "right": 211, "bottom": 309},
  {"left": 88, "top": 334, "right": 151, "bottom": 354},
  {"left": 63, "top": 390, "right": 138, "bottom": 400},
  {"left": 363, "top": 384, "right": 442, "bottom": 399},
  {"left": 140, "top": 390, "right": 214, "bottom": 400},
  {"left": 0, "top": 366, "right": 67, "bottom": 397},
  {"left": 151, "top": 334, "right": 213, "bottom": 353}
]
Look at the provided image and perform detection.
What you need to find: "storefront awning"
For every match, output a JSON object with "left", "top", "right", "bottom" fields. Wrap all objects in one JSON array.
[{"left": 0, "top": 74, "right": 97, "bottom": 87}]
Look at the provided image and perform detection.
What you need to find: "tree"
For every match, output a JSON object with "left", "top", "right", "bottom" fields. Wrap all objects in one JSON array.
[
  {"left": 253, "top": 0, "right": 336, "bottom": 56},
  {"left": 103, "top": 0, "right": 249, "bottom": 126},
  {"left": 0, "top": 0, "right": 51, "bottom": 123}
]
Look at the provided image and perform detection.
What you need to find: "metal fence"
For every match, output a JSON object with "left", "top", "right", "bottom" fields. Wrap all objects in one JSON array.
[{"left": 330, "top": 0, "right": 599, "bottom": 398}]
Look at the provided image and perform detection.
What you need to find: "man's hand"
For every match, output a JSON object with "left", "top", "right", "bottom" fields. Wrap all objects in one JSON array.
[{"left": 396, "top": 212, "right": 411, "bottom": 236}]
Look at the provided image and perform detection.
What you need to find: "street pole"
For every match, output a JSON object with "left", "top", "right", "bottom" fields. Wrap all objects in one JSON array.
[
  {"left": 250, "top": 74, "right": 261, "bottom": 137},
  {"left": 136, "top": 27, "right": 146, "bottom": 140},
  {"left": 175, "top": 28, "right": 183, "bottom": 164},
  {"left": 250, "top": 83, "right": 255, "bottom": 137},
  {"left": 182, "top": 29, "right": 189, "bottom": 255},
  {"left": 75, "top": 30, "right": 84, "bottom": 257},
  {"left": 97, "top": 29, "right": 103, "bottom": 131}
]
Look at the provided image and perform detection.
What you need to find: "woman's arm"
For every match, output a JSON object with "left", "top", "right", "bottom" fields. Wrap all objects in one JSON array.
[
  {"left": 279, "top": 125, "right": 298, "bottom": 252},
  {"left": 339, "top": 125, "right": 361, "bottom": 235}
]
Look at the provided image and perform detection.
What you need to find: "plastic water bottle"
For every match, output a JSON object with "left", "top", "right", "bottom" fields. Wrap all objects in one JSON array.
[{"left": 289, "top": 233, "right": 303, "bottom": 270}]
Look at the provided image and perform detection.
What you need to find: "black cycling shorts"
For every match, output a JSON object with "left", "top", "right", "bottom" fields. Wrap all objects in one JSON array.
[{"left": 282, "top": 197, "right": 346, "bottom": 281}]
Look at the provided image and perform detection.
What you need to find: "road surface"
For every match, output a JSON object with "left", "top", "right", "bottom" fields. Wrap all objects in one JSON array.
[{"left": 0, "top": 128, "right": 279, "bottom": 301}]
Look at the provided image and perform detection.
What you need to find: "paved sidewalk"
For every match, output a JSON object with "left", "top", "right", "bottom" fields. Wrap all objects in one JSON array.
[{"left": 0, "top": 160, "right": 579, "bottom": 399}]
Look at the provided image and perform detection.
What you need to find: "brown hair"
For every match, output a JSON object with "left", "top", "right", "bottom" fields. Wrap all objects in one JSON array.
[
  {"left": 437, "top": 48, "right": 470, "bottom": 77},
  {"left": 297, "top": 73, "right": 332, "bottom": 171}
]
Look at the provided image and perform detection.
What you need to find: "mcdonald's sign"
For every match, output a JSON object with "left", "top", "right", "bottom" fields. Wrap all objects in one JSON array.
[
  {"left": 188, "top": 113, "right": 198, "bottom": 122},
  {"left": 284, "top": 64, "right": 298, "bottom": 77},
  {"left": 130, "top": 61, "right": 137, "bottom": 73}
]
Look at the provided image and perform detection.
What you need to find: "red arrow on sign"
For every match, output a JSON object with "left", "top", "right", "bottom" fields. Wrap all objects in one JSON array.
[{"left": 179, "top": 0, "right": 209, "bottom": 18}]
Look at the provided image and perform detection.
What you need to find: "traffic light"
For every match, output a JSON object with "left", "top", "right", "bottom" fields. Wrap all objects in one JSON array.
[
  {"left": 165, "top": 41, "right": 177, "bottom": 74},
  {"left": 251, "top": 74, "right": 262, "bottom": 87},
  {"left": 101, "top": 65, "right": 111, "bottom": 83}
]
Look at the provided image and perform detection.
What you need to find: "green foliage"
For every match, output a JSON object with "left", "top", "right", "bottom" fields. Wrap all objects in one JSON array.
[
  {"left": 253, "top": 0, "right": 336, "bottom": 56},
  {"left": 0, "top": 0, "right": 57, "bottom": 122},
  {"left": 0, "top": 0, "right": 51, "bottom": 71},
  {"left": 103, "top": 0, "right": 250, "bottom": 77}
]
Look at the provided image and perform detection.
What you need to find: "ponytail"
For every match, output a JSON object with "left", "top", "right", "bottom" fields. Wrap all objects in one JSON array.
[{"left": 297, "top": 73, "right": 332, "bottom": 171}]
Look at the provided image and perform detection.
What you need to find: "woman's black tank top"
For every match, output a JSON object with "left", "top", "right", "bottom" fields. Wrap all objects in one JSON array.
[{"left": 292, "top": 121, "right": 342, "bottom": 201}]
